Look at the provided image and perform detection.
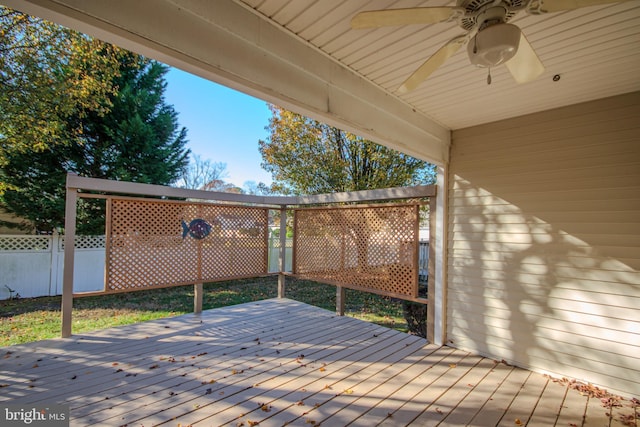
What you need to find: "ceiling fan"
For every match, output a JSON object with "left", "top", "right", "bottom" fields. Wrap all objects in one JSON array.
[{"left": 351, "top": 0, "right": 625, "bottom": 93}]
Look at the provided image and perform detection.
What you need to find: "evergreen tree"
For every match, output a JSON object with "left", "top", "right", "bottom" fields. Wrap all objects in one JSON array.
[
  {"left": 0, "top": 6, "right": 122, "bottom": 192},
  {"left": 2, "top": 52, "right": 189, "bottom": 234}
]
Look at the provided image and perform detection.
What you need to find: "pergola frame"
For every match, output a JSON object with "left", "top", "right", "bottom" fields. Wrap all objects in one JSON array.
[{"left": 62, "top": 173, "right": 437, "bottom": 339}]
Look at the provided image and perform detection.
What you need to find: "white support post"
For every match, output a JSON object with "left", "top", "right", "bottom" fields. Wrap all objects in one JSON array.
[
  {"left": 278, "top": 207, "right": 287, "bottom": 298},
  {"left": 431, "top": 166, "right": 449, "bottom": 346},
  {"left": 61, "top": 183, "right": 78, "bottom": 338},
  {"left": 427, "top": 195, "right": 437, "bottom": 343}
]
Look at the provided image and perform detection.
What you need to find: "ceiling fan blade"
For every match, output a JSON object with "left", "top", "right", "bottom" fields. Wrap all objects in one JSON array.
[
  {"left": 351, "top": 7, "right": 460, "bottom": 29},
  {"left": 529, "top": 0, "right": 623, "bottom": 14},
  {"left": 398, "top": 35, "right": 468, "bottom": 94},
  {"left": 506, "top": 33, "right": 545, "bottom": 83}
]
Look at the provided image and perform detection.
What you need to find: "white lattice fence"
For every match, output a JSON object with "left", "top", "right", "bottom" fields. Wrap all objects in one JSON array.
[
  {"left": 0, "top": 235, "right": 51, "bottom": 252},
  {"left": 0, "top": 234, "right": 106, "bottom": 299}
]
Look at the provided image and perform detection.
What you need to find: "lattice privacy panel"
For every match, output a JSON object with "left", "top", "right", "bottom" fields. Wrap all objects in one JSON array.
[
  {"left": 106, "top": 199, "right": 268, "bottom": 293},
  {"left": 294, "top": 204, "right": 419, "bottom": 300}
]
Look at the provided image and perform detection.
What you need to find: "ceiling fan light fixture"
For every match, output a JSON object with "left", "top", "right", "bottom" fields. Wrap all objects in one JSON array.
[{"left": 467, "top": 23, "right": 521, "bottom": 68}]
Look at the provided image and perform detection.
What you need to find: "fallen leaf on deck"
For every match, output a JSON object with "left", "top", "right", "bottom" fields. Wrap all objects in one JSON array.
[
  {"left": 619, "top": 414, "right": 637, "bottom": 427},
  {"left": 601, "top": 397, "right": 622, "bottom": 408},
  {"left": 514, "top": 419, "right": 522, "bottom": 425},
  {"left": 247, "top": 420, "right": 259, "bottom": 426},
  {"left": 149, "top": 364, "right": 159, "bottom": 370},
  {"left": 319, "top": 367, "right": 326, "bottom": 372},
  {"left": 344, "top": 389, "right": 354, "bottom": 394},
  {"left": 296, "top": 401, "right": 305, "bottom": 406},
  {"left": 436, "top": 408, "right": 443, "bottom": 415},
  {"left": 259, "top": 404, "right": 271, "bottom": 412},
  {"left": 205, "top": 388, "right": 212, "bottom": 395},
  {"left": 449, "top": 364, "right": 456, "bottom": 368}
]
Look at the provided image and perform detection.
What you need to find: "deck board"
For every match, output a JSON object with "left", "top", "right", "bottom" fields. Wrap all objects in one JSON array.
[
  {"left": 497, "top": 368, "right": 548, "bottom": 426},
  {"left": 0, "top": 298, "right": 632, "bottom": 427},
  {"left": 470, "top": 364, "right": 530, "bottom": 425}
]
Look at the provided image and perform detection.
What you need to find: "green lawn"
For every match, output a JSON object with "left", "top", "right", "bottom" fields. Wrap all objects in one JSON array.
[{"left": 0, "top": 277, "right": 410, "bottom": 346}]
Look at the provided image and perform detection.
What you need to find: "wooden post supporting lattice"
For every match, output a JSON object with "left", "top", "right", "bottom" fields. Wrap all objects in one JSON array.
[
  {"left": 336, "top": 286, "right": 345, "bottom": 316},
  {"left": 61, "top": 182, "right": 78, "bottom": 338},
  {"left": 194, "top": 283, "right": 203, "bottom": 314},
  {"left": 278, "top": 207, "right": 287, "bottom": 298}
]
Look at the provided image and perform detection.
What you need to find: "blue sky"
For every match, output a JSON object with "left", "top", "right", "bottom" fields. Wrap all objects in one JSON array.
[{"left": 163, "top": 67, "right": 273, "bottom": 187}]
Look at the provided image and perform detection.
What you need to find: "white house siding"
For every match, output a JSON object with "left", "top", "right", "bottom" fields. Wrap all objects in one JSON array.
[{"left": 447, "top": 92, "right": 640, "bottom": 397}]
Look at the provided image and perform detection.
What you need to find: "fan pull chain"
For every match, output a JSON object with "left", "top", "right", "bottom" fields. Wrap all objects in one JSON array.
[{"left": 487, "top": 68, "right": 492, "bottom": 85}]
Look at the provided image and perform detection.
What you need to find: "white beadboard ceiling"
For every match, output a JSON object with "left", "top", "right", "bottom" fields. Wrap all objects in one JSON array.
[{"left": 237, "top": 0, "right": 640, "bottom": 130}]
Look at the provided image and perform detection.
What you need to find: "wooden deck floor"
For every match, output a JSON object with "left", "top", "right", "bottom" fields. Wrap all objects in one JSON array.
[{"left": 1, "top": 298, "right": 636, "bottom": 427}]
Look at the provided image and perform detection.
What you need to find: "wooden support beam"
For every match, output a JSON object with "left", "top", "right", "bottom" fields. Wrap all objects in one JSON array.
[
  {"left": 65, "top": 174, "right": 435, "bottom": 206},
  {"left": 61, "top": 184, "right": 78, "bottom": 338},
  {"left": 295, "top": 185, "right": 436, "bottom": 205}
]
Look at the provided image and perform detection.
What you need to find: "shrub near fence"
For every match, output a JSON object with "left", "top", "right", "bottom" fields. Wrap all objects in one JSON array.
[{"left": 0, "top": 234, "right": 425, "bottom": 300}]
